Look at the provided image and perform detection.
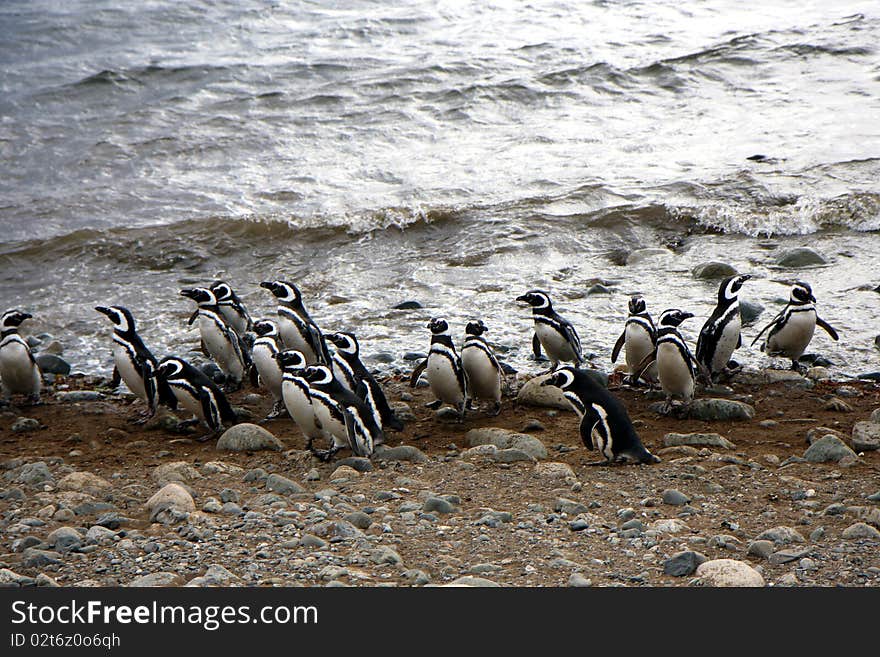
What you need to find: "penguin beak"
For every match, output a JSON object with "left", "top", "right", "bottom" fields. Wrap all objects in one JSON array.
[
  {"left": 809, "top": 293, "right": 816, "bottom": 303},
  {"left": 19, "top": 312, "right": 32, "bottom": 321},
  {"left": 179, "top": 289, "right": 197, "bottom": 299},
  {"left": 515, "top": 294, "right": 529, "bottom": 303},
  {"left": 680, "top": 312, "right": 695, "bottom": 321},
  {"left": 260, "top": 281, "right": 276, "bottom": 292},
  {"left": 94, "top": 306, "right": 112, "bottom": 318}
]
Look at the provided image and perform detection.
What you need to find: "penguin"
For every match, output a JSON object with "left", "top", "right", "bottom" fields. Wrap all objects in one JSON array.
[
  {"left": 275, "top": 349, "right": 326, "bottom": 447},
  {"left": 326, "top": 331, "right": 404, "bottom": 431},
  {"left": 0, "top": 310, "right": 41, "bottom": 403},
  {"left": 634, "top": 309, "right": 698, "bottom": 413},
  {"left": 610, "top": 295, "right": 657, "bottom": 385},
  {"left": 187, "top": 280, "right": 253, "bottom": 337},
  {"left": 541, "top": 366, "right": 659, "bottom": 465},
  {"left": 460, "top": 319, "right": 502, "bottom": 416},
  {"left": 695, "top": 274, "right": 751, "bottom": 382},
  {"left": 180, "top": 287, "right": 247, "bottom": 391},
  {"left": 751, "top": 281, "right": 839, "bottom": 370},
  {"left": 260, "top": 280, "right": 331, "bottom": 365},
  {"left": 155, "top": 357, "right": 237, "bottom": 441},
  {"left": 251, "top": 319, "right": 287, "bottom": 419},
  {"left": 409, "top": 318, "right": 467, "bottom": 421},
  {"left": 515, "top": 290, "right": 582, "bottom": 371},
  {"left": 302, "top": 364, "right": 385, "bottom": 460},
  {"left": 95, "top": 305, "right": 174, "bottom": 422}
]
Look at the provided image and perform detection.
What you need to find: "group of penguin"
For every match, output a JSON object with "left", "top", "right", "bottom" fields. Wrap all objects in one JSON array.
[{"left": 0, "top": 273, "right": 839, "bottom": 466}]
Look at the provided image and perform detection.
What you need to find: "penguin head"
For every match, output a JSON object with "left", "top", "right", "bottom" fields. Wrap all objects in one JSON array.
[
  {"left": 303, "top": 364, "right": 334, "bottom": 386},
  {"left": 541, "top": 365, "right": 576, "bottom": 391},
  {"left": 210, "top": 280, "right": 236, "bottom": 304},
  {"left": 465, "top": 320, "right": 488, "bottom": 336},
  {"left": 1, "top": 309, "right": 33, "bottom": 330},
  {"left": 156, "top": 357, "right": 184, "bottom": 380},
  {"left": 427, "top": 318, "right": 449, "bottom": 334},
  {"left": 180, "top": 287, "right": 217, "bottom": 306},
  {"left": 274, "top": 349, "right": 307, "bottom": 371},
  {"left": 327, "top": 331, "right": 359, "bottom": 356},
  {"left": 260, "top": 280, "right": 301, "bottom": 305},
  {"left": 95, "top": 306, "right": 134, "bottom": 333},
  {"left": 720, "top": 274, "right": 751, "bottom": 303},
  {"left": 628, "top": 296, "right": 646, "bottom": 315},
  {"left": 658, "top": 309, "right": 694, "bottom": 327},
  {"left": 253, "top": 319, "right": 279, "bottom": 337},
  {"left": 791, "top": 281, "right": 815, "bottom": 304},
  {"left": 516, "top": 290, "right": 552, "bottom": 310}
]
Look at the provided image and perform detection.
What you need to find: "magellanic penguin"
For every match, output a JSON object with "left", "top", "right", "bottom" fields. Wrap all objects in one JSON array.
[
  {"left": 326, "top": 331, "right": 404, "bottom": 431},
  {"left": 695, "top": 274, "right": 751, "bottom": 382},
  {"left": 410, "top": 318, "right": 467, "bottom": 421},
  {"left": 542, "top": 366, "right": 659, "bottom": 465},
  {"left": 95, "top": 305, "right": 174, "bottom": 422},
  {"left": 611, "top": 296, "right": 657, "bottom": 385},
  {"left": 516, "top": 290, "right": 582, "bottom": 371},
  {"left": 275, "top": 349, "right": 325, "bottom": 447},
  {"left": 303, "top": 364, "right": 385, "bottom": 461},
  {"left": 460, "top": 320, "right": 502, "bottom": 416},
  {"left": 155, "top": 357, "right": 238, "bottom": 441},
  {"left": 180, "top": 287, "right": 247, "bottom": 391},
  {"left": 187, "top": 280, "right": 253, "bottom": 337},
  {"left": 260, "top": 280, "right": 331, "bottom": 365},
  {"left": 251, "top": 319, "right": 287, "bottom": 419},
  {"left": 0, "top": 310, "right": 41, "bottom": 403},
  {"left": 634, "top": 309, "right": 698, "bottom": 413},
  {"left": 751, "top": 281, "right": 839, "bottom": 370}
]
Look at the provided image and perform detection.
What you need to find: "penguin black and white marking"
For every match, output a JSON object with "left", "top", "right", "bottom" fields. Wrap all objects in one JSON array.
[
  {"left": 611, "top": 296, "right": 657, "bottom": 385},
  {"left": 326, "top": 331, "right": 404, "bottom": 431},
  {"left": 95, "top": 305, "right": 174, "bottom": 422},
  {"left": 0, "top": 310, "right": 41, "bottom": 403},
  {"left": 155, "top": 357, "right": 237, "bottom": 441},
  {"left": 751, "top": 281, "right": 839, "bottom": 370},
  {"left": 210, "top": 280, "right": 252, "bottom": 336},
  {"left": 461, "top": 320, "right": 502, "bottom": 416},
  {"left": 516, "top": 290, "right": 582, "bottom": 371},
  {"left": 260, "top": 280, "right": 331, "bottom": 365},
  {"left": 634, "top": 309, "right": 698, "bottom": 413},
  {"left": 695, "top": 274, "right": 751, "bottom": 381},
  {"left": 303, "top": 365, "right": 384, "bottom": 461},
  {"left": 274, "top": 349, "right": 325, "bottom": 444},
  {"left": 251, "top": 319, "right": 286, "bottom": 419},
  {"left": 180, "top": 287, "right": 247, "bottom": 391},
  {"left": 542, "top": 366, "right": 659, "bottom": 465},
  {"left": 409, "top": 318, "right": 467, "bottom": 421}
]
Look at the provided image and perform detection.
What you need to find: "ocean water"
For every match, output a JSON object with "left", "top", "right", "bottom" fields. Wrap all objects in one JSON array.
[{"left": 1, "top": 0, "right": 878, "bottom": 377}]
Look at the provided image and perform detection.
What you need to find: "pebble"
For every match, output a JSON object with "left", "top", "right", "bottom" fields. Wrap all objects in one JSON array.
[
  {"left": 662, "top": 489, "right": 691, "bottom": 506},
  {"left": 85, "top": 526, "right": 116, "bottom": 544},
  {"left": 841, "top": 522, "right": 880, "bottom": 541},
  {"left": 747, "top": 540, "right": 775, "bottom": 560},
  {"left": 769, "top": 548, "right": 812, "bottom": 565},
  {"left": 754, "top": 526, "right": 806, "bottom": 545},
  {"left": 330, "top": 465, "right": 360, "bottom": 480},
  {"left": 851, "top": 422, "right": 880, "bottom": 452},
  {"left": 216, "top": 424, "right": 284, "bottom": 451},
  {"left": 663, "top": 551, "right": 707, "bottom": 577},
  {"left": 567, "top": 573, "right": 592, "bottom": 587},
  {"left": 145, "top": 483, "right": 195, "bottom": 522},
  {"left": 555, "top": 498, "right": 590, "bottom": 515},
  {"left": 335, "top": 457, "right": 373, "bottom": 473},
  {"left": 694, "top": 559, "right": 765, "bottom": 587},
  {"left": 465, "top": 427, "right": 548, "bottom": 460},
  {"left": 153, "top": 461, "right": 202, "bottom": 484},
  {"left": 265, "top": 473, "right": 306, "bottom": 495},
  {"left": 373, "top": 445, "right": 429, "bottom": 463},
  {"left": 186, "top": 564, "right": 240, "bottom": 587},
  {"left": 533, "top": 461, "right": 576, "bottom": 481},
  {"left": 423, "top": 497, "right": 456, "bottom": 514},
  {"left": 11, "top": 417, "right": 40, "bottom": 433},
  {"left": 663, "top": 432, "right": 735, "bottom": 449}
]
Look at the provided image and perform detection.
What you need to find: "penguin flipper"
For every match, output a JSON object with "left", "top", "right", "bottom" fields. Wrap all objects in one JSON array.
[
  {"left": 198, "top": 387, "right": 222, "bottom": 432},
  {"left": 140, "top": 360, "right": 158, "bottom": 413},
  {"left": 110, "top": 366, "right": 121, "bottom": 390},
  {"left": 632, "top": 349, "right": 657, "bottom": 382},
  {"left": 343, "top": 406, "right": 373, "bottom": 457},
  {"left": 611, "top": 331, "right": 626, "bottom": 364},
  {"left": 304, "top": 323, "right": 330, "bottom": 365},
  {"left": 187, "top": 310, "right": 199, "bottom": 326},
  {"left": 409, "top": 359, "right": 428, "bottom": 388},
  {"left": 532, "top": 333, "right": 542, "bottom": 360},
  {"left": 578, "top": 408, "right": 600, "bottom": 451},
  {"left": 816, "top": 316, "right": 839, "bottom": 341},
  {"left": 563, "top": 322, "right": 583, "bottom": 362},
  {"left": 750, "top": 306, "right": 787, "bottom": 347}
]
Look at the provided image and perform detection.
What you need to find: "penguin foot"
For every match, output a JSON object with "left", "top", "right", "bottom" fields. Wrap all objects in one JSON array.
[
  {"left": 264, "top": 401, "right": 288, "bottom": 421},
  {"left": 196, "top": 431, "right": 218, "bottom": 443},
  {"left": 309, "top": 446, "right": 341, "bottom": 463},
  {"left": 425, "top": 400, "right": 443, "bottom": 410},
  {"left": 489, "top": 402, "right": 502, "bottom": 417},
  {"left": 176, "top": 418, "right": 200, "bottom": 430}
]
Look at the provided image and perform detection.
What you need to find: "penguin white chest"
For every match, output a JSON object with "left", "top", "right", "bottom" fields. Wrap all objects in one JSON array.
[
  {"left": 427, "top": 352, "right": 464, "bottom": 404},
  {"left": 767, "top": 310, "right": 816, "bottom": 359},
  {"left": 535, "top": 322, "right": 575, "bottom": 362},
  {"left": 624, "top": 324, "right": 656, "bottom": 380},
  {"left": 310, "top": 393, "right": 347, "bottom": 448},
  {"left": 200, "top": 315, "right": 243, "bottom": 379},
  {"left": 712, "top": 313, "right": 741, "bottom": 372},
  {"left": 461, "top": 347, "right": 500, "bottom": 401},
  {"left": 278, "top": 316, "right": 317, "bottom": 363},
  {"left": 252, "top": 345, "right": 282, "bottom": 400},
  {"left": 281, "top": 379, "right": 321, "bottom": 438},
  {"left": 173, "top": 387, "right": 204, "bottom": 419},
  {"left": 113, "top": 342, "right": 147, "bottom": 401},
  {"left": 0, "top": 340, "right": 40, "bottom": 396},
  {"left": 657, "top": 342, "right": 694, "bottom": 400}
]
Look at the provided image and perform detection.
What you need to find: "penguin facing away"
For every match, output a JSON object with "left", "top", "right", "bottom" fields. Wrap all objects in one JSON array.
[
  {"left": 751, "top": 280, "right": 839, "bottom": 370},
  {"left": 0, "top": 309, "right": 41, "bottom": 403},
  {"left": 516, "top": 290, "right": 582, "bottom": 371},
  {"left": 95, "top": 305, "right": 174, "bottom": 422},
  {"left": 695, "top": 274, "right": 751, "bottom": 382},
  {"left": 611, "top": 295, "right": 657, "bottom": 385},
  {"left": 410, "top": 318, "right": 467, "bottom": 421},
  {"left": 180, "top": 287, "right": 247, "bottom": 391},
  {"left": 542, "top": 366, "right": 659, "bottom": 465},
  {"left": 155, "top": 357, "right": 237, "bottom": 441},
  {"left": 460, "top": 319, "right": 502, "bottom": 416},
  {"left": 634, "top": 309, "right": 698, "bottom": 413},
  {"left": 260, "top": 280, "right": 331, "bottom": 365}
]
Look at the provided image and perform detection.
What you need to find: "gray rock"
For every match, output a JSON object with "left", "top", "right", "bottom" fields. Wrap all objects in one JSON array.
[
  {"left": 299, "top": 534, "right": 327, "bottom": 549},
  {"left": 145, "top": 483, "right": 195, "bottom": 522},
  {"left": 694, "top": 559, "right": 765, "bottom": 587},
  {"left": 57, "top": 471, "right": 112, "bottom": 495},
  {"left": 842, "top": 522, "right": 880, "bottom": 540},
  {"left": 186, "top": 564, "right": 240, "bottom": 587},
  {"left": 739, "top": 299, "right": 764, "bottom": 326},
  {"left": 21, "top": 548, "right": 62, "bottom": 568},
  {"left": 402, "top": 569, "right": 430, "bottom": 586},
  {"left": 0, "top": 569, "right": 35, "bottom": 587},
  {"left": 423, "top": 497, "right": 456, "bottom": 514},
  {"left": 447, "top": 576, "right": 501, "bottom": 587},
  {"left": 852, "top": 422, "right": 880, "bottom": 452},
  {"left": 769, "top": 548, "right": 812, "bottom": 565},
  {"left": 627, "top": 248, "right": 672, "bottom": 265},
  {"left": 265, "top": 473, "right": 306, "bottom": 495},
  {"left": 335, "top": 457, "right": 373, "bottom": 473},
  {"left": 663, "top": 432, "right": 735, "bottom": 449},
  {"left": 127, "top": 572, "right": 183, "bottom": 587},
  {"left": 747, "top": 540, "right": 775, "bottom": 560},
  {"left": 466, "top": 427, "right": 548, "bottom": 460},
  {"left": 16, "top": 461, "right": 53, "bottom": 486},
  {"left": 373, "top": 445, "right": 428, "bottom": 463},
  {"left": 568, "top": 573, "right": 592, "bottom": 587},
  {"left": 243, "top": 468, "right": 268, "bottom": 482},
  {"left": 867, "top": 491, "right": 880, "bottom": 502},
  {"left": 35, "top": 353, "right": 71, "bottom": 375},
  {"left": 686, "top": 398, "right": 755, "bottom": 422},
  {"left": 388, "top": 402, "right": 415, "bottom": 423},
  {"left": 775, "top": 247, "right": 827, "bottom": 268},
  {"left": 755, "top": 526, "right": 806, "bottom": 545},
  {"left": 804, "top": 435, "right": 858, "bottom": 463},
  {"left": 663, "top": 551, "right": 707, "bottom": 577},
  {"left": 371, "top": 546, "right": 403, "bottom": 565},
  {"left": 152, "top": 461, "right": 202, "bottom": 485},
  {"left": 662, "top": 489, "right": 691, "bottom": 506},
  {"left": 343, "top": 511, "right": 373, "bottom": 530},
  {"left": 554, "top": 498, "right": 590, "bottom": 515},
  {"left": 692, "top": 262, "right": 737, "bottom": 279},
  {"left": 216, "top": 424, "right": 284, "bottom": 451},
  {"left": 46, "top": 527, "right": 82, "bottom": 552},
  {"left": 491, "top": 448, "right": 536, "bottom": 463},
  {"left": 11, "top": 418, "right": 39, "bottom": 433},
  {"left": 311, "top": 520, "right": 364, "bottom": 541},
  {"left": 85, "top": 526, "right": 116, "bottom": 544},
  {"left": 35, "top": 573, "right": 60, "bottom": 587},
  {"left": 515, "top": 374, "right": 572, "bottom": 410},
  {"left": 56, "top": 390, "right": 105, "bottom": 402}
]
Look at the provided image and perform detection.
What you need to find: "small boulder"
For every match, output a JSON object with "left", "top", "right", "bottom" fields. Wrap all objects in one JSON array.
[
  {"left": 663, "top": 432, "right": 735, "bottom": 449},
  {"left": 804, "top": 435, "right": 858, "bottom": 463},
  {"left": 851, "top": 422, "right": 880, "bottom": 452},
  {"left": 775, "top": 247, "right": 827, "bottom": 268},
  {"left": 692, "top": 262, "right": 737, "bottom": 280},
  {"left": 694, "top": 559, "right": 765, "bottom": 587},
  {"left": 57, "top": 472, "right": 112, "bottom": 496},
  {"left": 465, "top": 427, "right": 548, "bottom": 460},
  {"left": 216, "top": 424, "right": 284, "bottom": 452}
]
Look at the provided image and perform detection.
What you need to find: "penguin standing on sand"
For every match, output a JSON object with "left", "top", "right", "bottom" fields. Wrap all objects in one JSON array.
[
  {"left": 460, "top": 320, "right": 502, "bottom": 416},
  {"left": 260, "top": 280, "right": 331, "bottom": 365},
  {"left": 326, "top": 331, "right": 404, "bottom": 431},
  {"left": 410, "top": 318, "right": 467, "bottom": 421},
  {"left": 516, "top": 290, "right": 582, "bottom": 371},
  {"left": 275, "top": 349, "right": 325, "bottom": 447},
  {"left": 0, "top": 310, "right": 41, "bottom": 403},
  {"left": 542, "top": 366, "right": 659, "bottom": 465},
  {"left": 751, "top": 281, "right": 839, "bottom": 370},
  {"left": 696, "top": 274, "right": 751, "bottom": 382},
  {"left": 95, "top": 305, "right": 173, "bottom": 422},
  {"left": 634, "top": 309, "right": 698, "bottom": 413},
  {"left": 302, "top": 364, "right": 385, "bottom": 460},
  {"left": 251, "top": 319, "right": 286, "bottom": 419},
  {"left": 180, "top": 287, "right": 247, "bottom": 391},
  {"left": 155, "top": 357, "right": 237, "bottom": 441},
  {"left": 611, "top": 296, "right": 657, "bottom": 385}
]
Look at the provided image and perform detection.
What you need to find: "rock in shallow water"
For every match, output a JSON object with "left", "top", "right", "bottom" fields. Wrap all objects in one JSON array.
[
  {"left": 774, "top": 247, "right": 827, "bottom": 268},
  {"left": 692, "top": 261, "right": 737, "bottom": 279}
]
